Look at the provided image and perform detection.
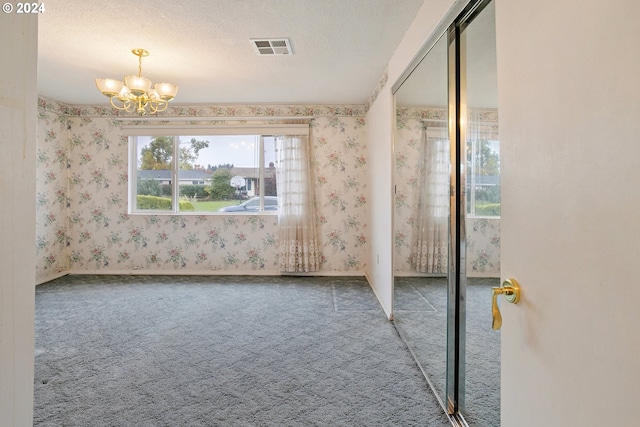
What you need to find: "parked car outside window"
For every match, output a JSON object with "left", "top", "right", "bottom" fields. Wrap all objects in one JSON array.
[{"left": 218, "top": 196, "right": 278, "bottom": 213}]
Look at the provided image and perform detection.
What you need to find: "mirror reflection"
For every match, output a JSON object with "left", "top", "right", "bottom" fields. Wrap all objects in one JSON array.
[
  {"left": 393, "top": 1, "right": 501, "bottom": 425},
  {"left": 393, "top": 31, "right": 449, "bottom": 404}
]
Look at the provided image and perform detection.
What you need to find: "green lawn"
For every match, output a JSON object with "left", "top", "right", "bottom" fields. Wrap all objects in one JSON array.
[
  {"left": 473, "top": 202, "right": 501, "bottom": 216},
  {"left": 190, "top": 200, "right": 241, "bottom": 212}
]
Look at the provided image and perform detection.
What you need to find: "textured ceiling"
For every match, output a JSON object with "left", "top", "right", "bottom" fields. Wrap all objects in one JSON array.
[{"left": 38, "top": 0, "right": 425, "bottom": 106}]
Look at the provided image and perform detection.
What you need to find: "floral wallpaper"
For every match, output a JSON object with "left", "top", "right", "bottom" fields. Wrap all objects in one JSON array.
[
  {"left": 394, "top": 107, "right": 500, "bottom": 277},
  {"left": 36, "top": 105, "right": 72, "bottom": 278},
  {"left": 365, "top": 68, "right": 388, "bottom": 113},
  {"left": 36, "top": 98, "right": 368, "bottom": 283},
  {"left": 466, "top": 217, "right": 501, "bottom": 275}
]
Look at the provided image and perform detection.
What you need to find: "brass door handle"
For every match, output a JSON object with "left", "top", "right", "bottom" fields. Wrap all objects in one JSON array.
[{"left": 492, "top": 278, "right": 521, "bottom": 330}]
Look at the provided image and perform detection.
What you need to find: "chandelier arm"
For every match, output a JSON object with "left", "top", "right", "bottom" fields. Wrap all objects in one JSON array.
[
  {"left": 109, "top": 96, "right": 133, "bottom": 113},
  {"left": 154, "top": 100, "right": 169, "bottom": 113},
  {"left": 147, "top": 97, "right": 168, "bottom": 114}
]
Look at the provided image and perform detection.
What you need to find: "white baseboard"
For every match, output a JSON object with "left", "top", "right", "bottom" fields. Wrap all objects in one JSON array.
[
  {"left": 467, "top": 272, "right": 500, "bottom": 278},
  {"left": 394, "top": 271, "right": 499, "bottom": 279},
  {"left": 36, "top": 271, "right": 69, "bottom": 286},
  {"left": 393, "top": 271, "right": 447, "bottom": 278},
  {"left": 65, "top": 268, "right": 365, "bottom": 277},
  {"left": 365, "top": 271, "right": 392, "bottom": 320}
]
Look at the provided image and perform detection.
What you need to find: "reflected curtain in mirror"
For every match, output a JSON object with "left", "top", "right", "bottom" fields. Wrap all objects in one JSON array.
[
  {"left": 276, "top": 135, "right": 321, "bottom": 272},
  {"left": 411, "top": 122, "right": 449, "bottom": 273}
]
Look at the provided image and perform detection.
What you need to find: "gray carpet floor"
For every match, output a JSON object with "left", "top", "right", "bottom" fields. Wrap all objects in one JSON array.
[
  {"left": 394, "top": 277, "right": 500, "bottom": 427},
  {"left": 34, "top": 275, "right": 451, "bottom": 427}
]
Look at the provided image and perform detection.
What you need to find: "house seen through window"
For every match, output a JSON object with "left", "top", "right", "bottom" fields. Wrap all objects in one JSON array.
[{"left": 131, "top": 135, "right": 278, "bottom": 214}]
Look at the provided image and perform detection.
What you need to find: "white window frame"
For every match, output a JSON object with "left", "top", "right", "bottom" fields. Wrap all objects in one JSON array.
[{"left": 126, "top": 125, "right": 308, "bottom": 215}]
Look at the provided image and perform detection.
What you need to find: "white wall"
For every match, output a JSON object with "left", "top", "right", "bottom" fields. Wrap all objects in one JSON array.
[
  {"left": 497, "top": 0, "right": 640, "bottom": 425},
  {"left": 0, "top": 13, "right": 38, "bottom": 426},
  {"left": 365, "top": 0, "right": 457, "bottom": 318},
  {"left": 365, "top": 92, "right": 394, "bottom": 317}
]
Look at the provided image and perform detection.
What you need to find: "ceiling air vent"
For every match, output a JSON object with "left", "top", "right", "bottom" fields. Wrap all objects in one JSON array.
[{"left": 250, "top": 38, "right": 293, "bottom": 55}]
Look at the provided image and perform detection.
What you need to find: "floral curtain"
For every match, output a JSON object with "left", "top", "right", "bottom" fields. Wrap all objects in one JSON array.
[
  {"left": 412, "top": 123, "right": 449, "bottom": 273},
  {"left": 276, "top": 135, "right": 321, "bottom": 272}
]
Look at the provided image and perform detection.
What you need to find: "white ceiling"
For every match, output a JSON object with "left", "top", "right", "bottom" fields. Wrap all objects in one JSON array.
[{"left": 38, "top": 0, "right": 425, "bottom": 106}]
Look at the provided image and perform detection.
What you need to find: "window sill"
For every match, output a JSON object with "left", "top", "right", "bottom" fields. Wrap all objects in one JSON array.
[{"left": 466, "top": 215, "right": 501, "bottom": 220}]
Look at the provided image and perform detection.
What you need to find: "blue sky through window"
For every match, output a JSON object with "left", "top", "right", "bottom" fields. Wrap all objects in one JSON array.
[{"left": 136, "top": 135, "right": 277, "bottom": 170}]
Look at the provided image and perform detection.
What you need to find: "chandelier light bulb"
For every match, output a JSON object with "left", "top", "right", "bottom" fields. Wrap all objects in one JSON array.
[
  {"left": 124, "top": 75, "right": 151, "bottom": 96},
  {"left": 116, "top": 85, "right": 131, "bottom": 102},
  {"left": 155, "top": 83, "right": 179, "bottom": 101},
  {"left": 95, "top": 78, "right": 123, "bottom": 97}
]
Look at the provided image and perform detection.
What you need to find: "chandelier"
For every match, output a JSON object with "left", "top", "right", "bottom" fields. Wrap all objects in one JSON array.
[{"left": 95, "top": 48, "right": 179, "bottom": 115}]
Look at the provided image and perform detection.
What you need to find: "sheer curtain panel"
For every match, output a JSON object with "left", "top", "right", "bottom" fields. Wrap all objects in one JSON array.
[
  {"left": 412, "top": 124, "right": 449, "bottom": 273},
  {"left": 276, "top": 135, "right": 320, "bottom": 272}
]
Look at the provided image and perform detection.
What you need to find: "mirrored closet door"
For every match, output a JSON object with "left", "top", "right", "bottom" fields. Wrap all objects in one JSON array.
[
  {"left": 392, "top": 1, "right": 500, "bottom": 425},
  {"left": 393, "top": 28, "right": 449, "bottom": 407}
]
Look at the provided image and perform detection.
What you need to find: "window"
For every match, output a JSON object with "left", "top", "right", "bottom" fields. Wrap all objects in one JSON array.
[
  {"left": 466, "top": 138, "right": 500, "bottom": 217},
  {"left": 130, "top": 133, "right": 281, "bottom": 214}
]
